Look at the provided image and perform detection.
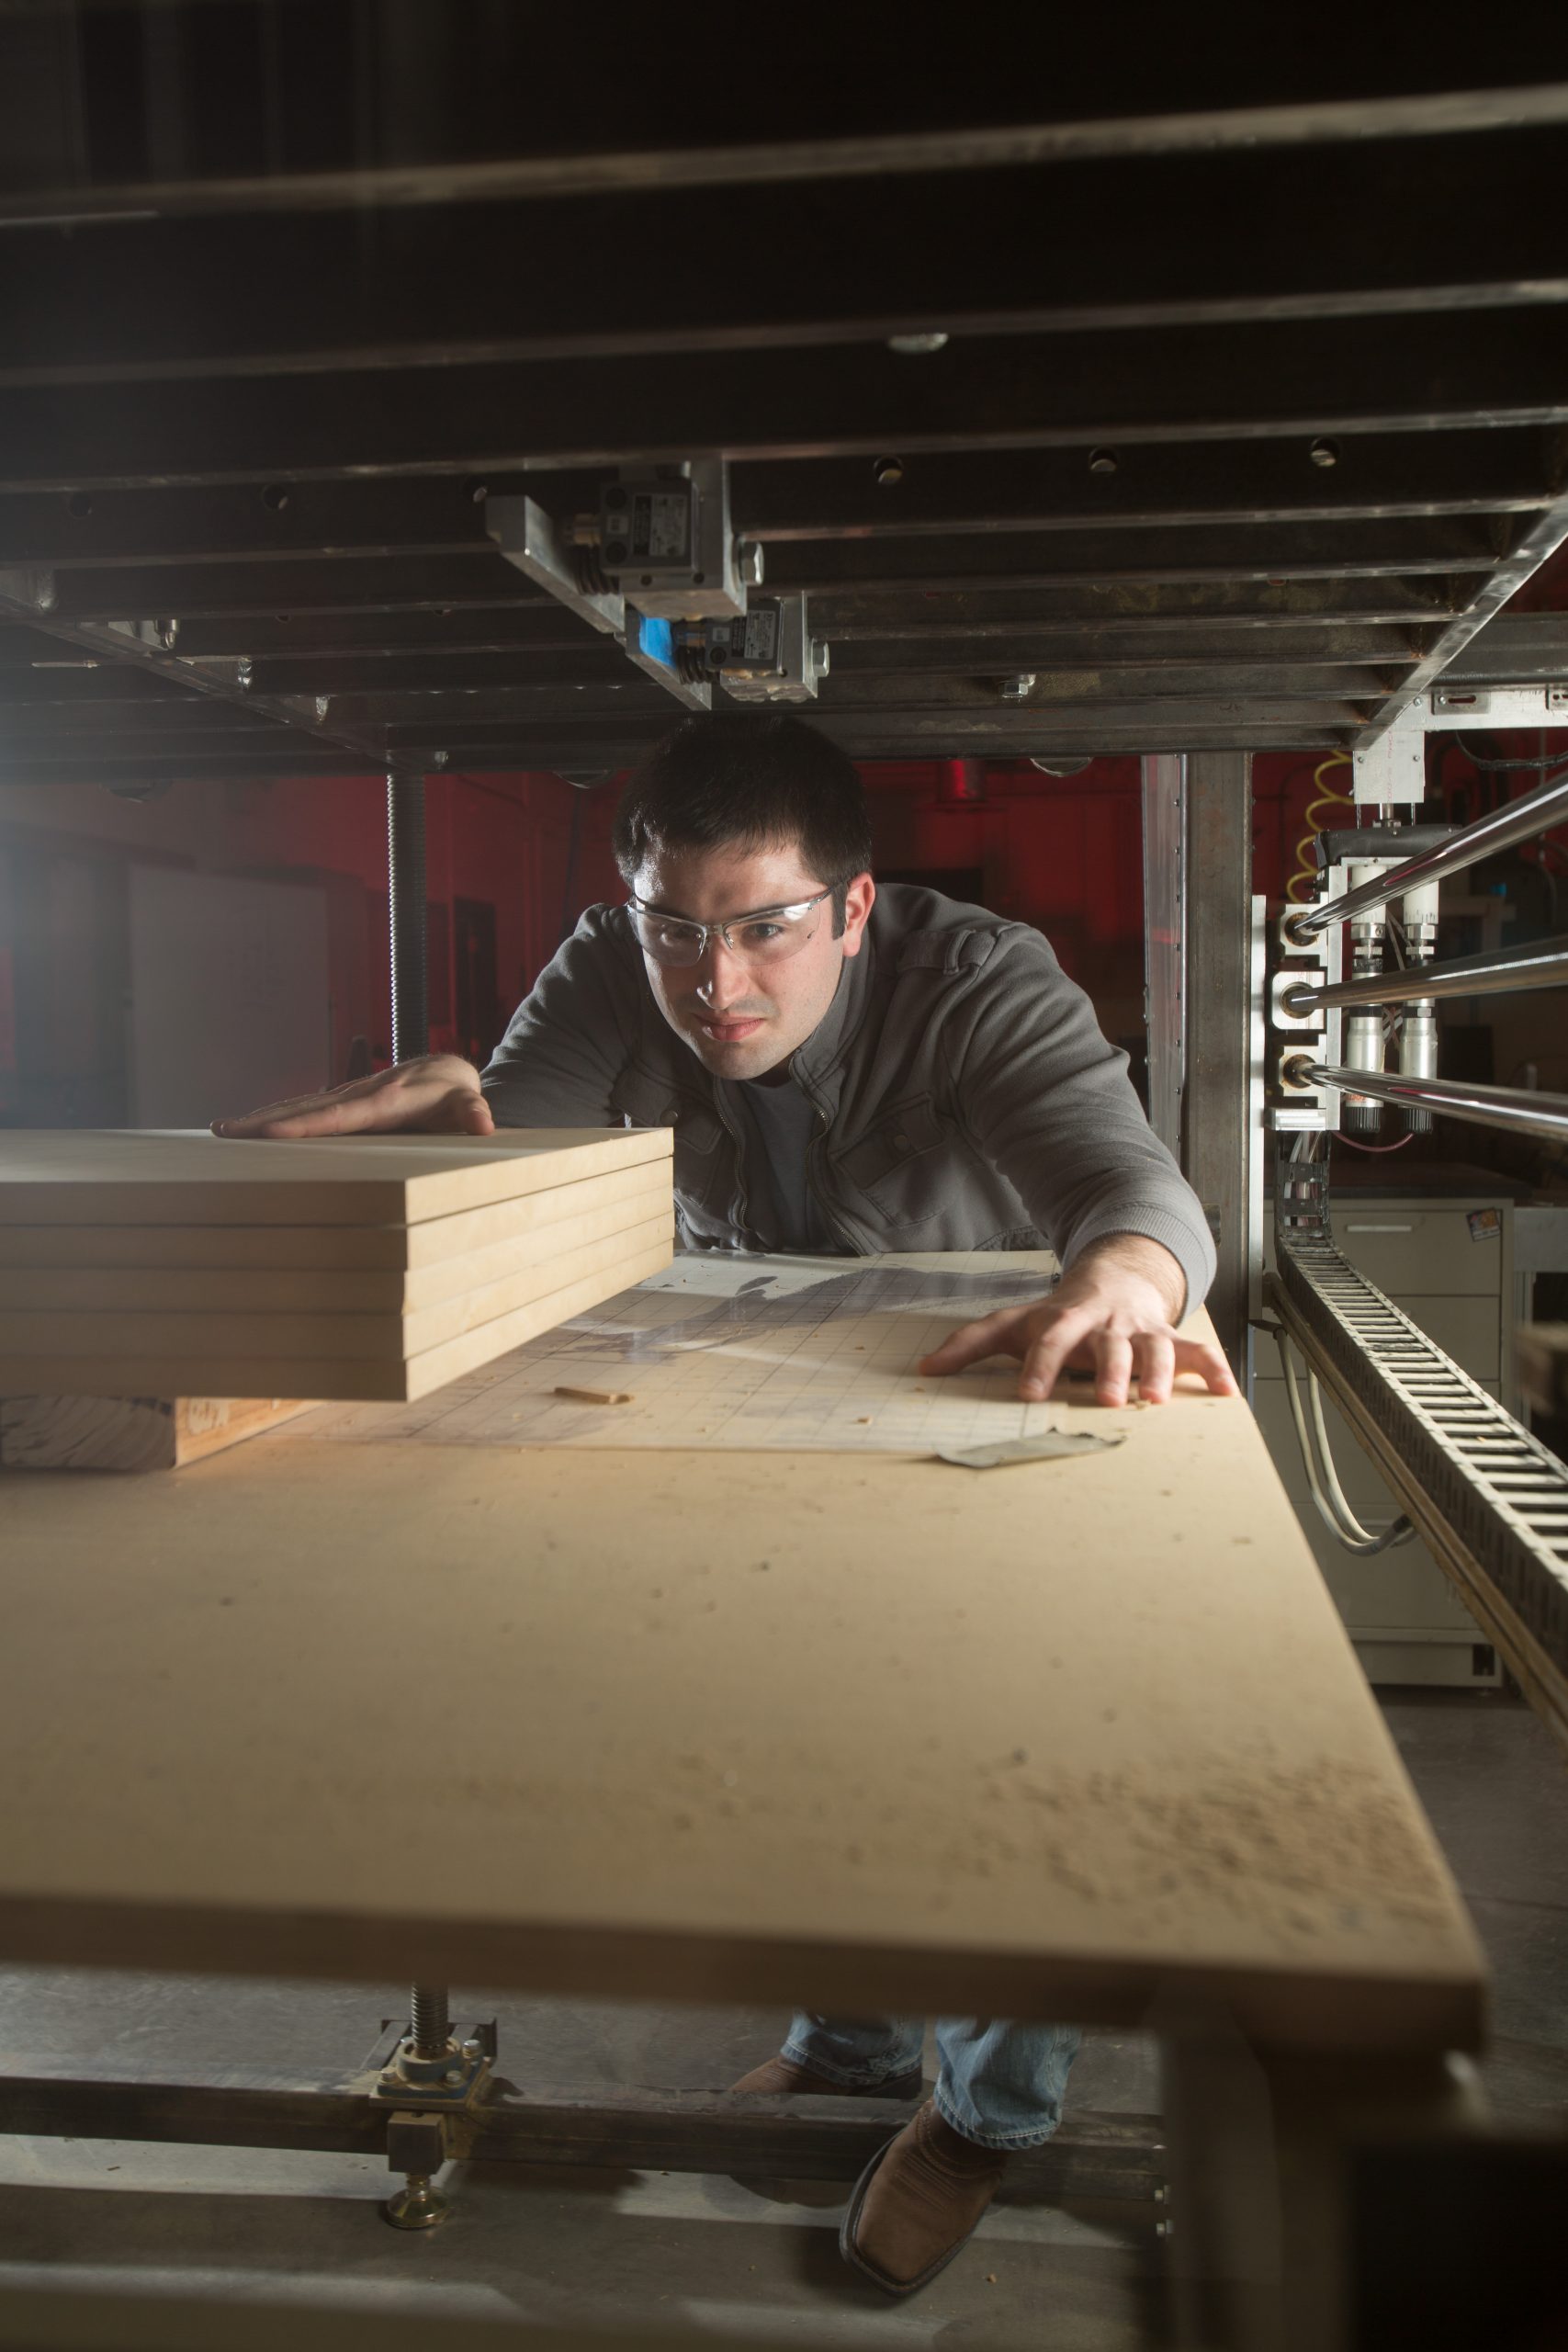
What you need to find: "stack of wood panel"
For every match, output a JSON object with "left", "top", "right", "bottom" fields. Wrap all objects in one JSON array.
[{"left": 0, "top": 1128, "right": 673, "bottom": 1403}]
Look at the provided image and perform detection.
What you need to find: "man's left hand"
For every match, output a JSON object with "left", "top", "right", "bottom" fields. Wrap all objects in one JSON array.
[{"left": 919, "top": 1235, "right": 1238, "bottom": 1407}]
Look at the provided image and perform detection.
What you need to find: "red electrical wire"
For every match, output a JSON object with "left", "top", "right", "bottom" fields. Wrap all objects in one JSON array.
[{"left": 1337, "top": 1132, "right": 1416, "bottom": 1154}]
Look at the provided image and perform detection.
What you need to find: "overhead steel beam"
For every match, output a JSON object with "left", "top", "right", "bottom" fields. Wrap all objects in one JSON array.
[
  {"left": 0, "top": 751, "right": 378, "bottom": 787},
  {"left": 5, "top": 128, "right": 1568, "bottom": 386},
  {"left": 182, "top": 663, "right": 1394, "bottom": 730},
  {"left": 1444, "top": 609, "right": 1568, "bottom": 681},
  {"left": 1354, "top": 480, "right": 1568, "bottom": 745},
  {"left": 21, "top": 529, "right": 1495, "bottom": 629},
  {"left": 0, "top": 432, "right": 1549, "bottom": 571},
  {"left": 807, "top": 671, "right": 1384, "bottom": 713},
  {"left": 371, "top": 699, "right": 1359, "bottom": 757},
  {"left": 222, "top": 636, "right": 1409, "bottom": 700},
  {"left": 2, "top": 311, "right": 1567, "bottom": 492},
  {"left": 38, "top": 554, "right": 538, "bottom": 624},
  {"left": 147, "top": 580, "right": 1455, "bottom": 663},
  {"left": 732, "top": 431, "right": 1558, "bottom": 543},
  {"left": 9, "top": 80, "right": 1568, "bottom": 225},
  {"left": 812, "top": 581, "right": 1457, "bottom": 636},
  {"left": 827, "top": 632, "right": 1414, "bottom": 673},
  {"left": 244, "top": 649, "right": 637, "bottom": 697},
  {"left": 0, "top": 574, "right": 426, "bottom": 776},
  {"left": 766, "top": 518, "right": 1501, "bottom": 591},
  {"left": 157, "top": 610, "right": 617, "bottom": 662}
]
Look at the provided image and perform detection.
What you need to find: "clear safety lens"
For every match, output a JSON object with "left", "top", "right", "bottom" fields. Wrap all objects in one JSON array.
[{"left": 628, "top": 891, "right": 830, "bottom": 967}]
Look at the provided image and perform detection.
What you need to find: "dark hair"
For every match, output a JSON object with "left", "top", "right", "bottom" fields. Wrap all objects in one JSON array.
[{"left": 612, "top": 714, "right": 873, "bottom": 923}]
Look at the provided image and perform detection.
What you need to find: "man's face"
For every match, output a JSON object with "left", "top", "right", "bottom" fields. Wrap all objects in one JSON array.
[{"left": 629, "top": 837, "right": 875, "bottom": 1081}]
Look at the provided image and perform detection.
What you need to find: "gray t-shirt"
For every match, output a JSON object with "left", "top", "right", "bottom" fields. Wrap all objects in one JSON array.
[{"left": 733, "top": 1079, "right": 832, "bottom": 1253}]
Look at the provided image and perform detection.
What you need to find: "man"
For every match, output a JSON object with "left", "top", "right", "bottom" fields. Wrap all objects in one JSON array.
[{"left": 220, "top": 711, "right": 1235, "bottom": 2296}]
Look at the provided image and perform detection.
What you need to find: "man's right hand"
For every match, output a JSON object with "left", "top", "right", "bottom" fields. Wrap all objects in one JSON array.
[{"left": 212, "top": 1055, "right": 495, "bottom": 1140}]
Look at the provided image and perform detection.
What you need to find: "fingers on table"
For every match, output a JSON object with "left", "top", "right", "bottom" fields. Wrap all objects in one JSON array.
[
  {"left": 918, "top": 1305, "right": 1030, "bottom": 1375},
  {"left": 1177, "top": 1336, "right": 1241, "bottom": 1396},
  {"left": 1018, "top": 1306, "right": 1093, "bottom": 1400},
  {"left": 1133, "top": 1329, "right": 1178, "bottom": 1405},
  {"left": 213, "top": 1072, "right": 492, "bottom": 1139}
]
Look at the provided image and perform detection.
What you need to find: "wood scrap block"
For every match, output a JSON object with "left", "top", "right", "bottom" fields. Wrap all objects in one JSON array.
[{"left": 0, "top": 1394, "right": 308, "bottom": 1473}]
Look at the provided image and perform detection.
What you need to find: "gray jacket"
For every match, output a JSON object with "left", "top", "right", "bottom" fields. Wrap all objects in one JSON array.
[{"left": 482, "top": 884, "right": 1215, "bottom": 1314}]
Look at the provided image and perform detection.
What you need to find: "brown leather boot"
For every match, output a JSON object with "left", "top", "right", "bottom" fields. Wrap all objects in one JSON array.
[
  {"left": 730, "top": 2054, "right": 923, "bottom": 2099},
  {"left": 840, "top": 2098, "right": 1006, "bottom": 2295}
]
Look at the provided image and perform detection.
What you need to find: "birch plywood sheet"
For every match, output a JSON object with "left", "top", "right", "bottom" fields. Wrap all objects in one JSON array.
[
  {"left": 0, "top": 1159, "right": 671, "bottom": 1274},
  {"left": 0, "top": 1128, "right": 671, "bottom": 1228},
  {"left": 301, "top": 1250, "right": 1127, "bottom": 1455},
  {"left": 0, "top": 1233, "right": 674, "bottom": 1402}
]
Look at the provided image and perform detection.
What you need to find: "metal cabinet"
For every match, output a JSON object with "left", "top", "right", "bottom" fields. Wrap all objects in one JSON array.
[{"left": 1255, "top": 1195, "right": 1513, "bottom": 1687}]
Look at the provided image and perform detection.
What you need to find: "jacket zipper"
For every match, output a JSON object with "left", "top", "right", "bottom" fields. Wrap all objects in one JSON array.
[
  {"left": 709, "top": 1083, "right": 756, "bottom": 1246},
  {"left": 805, "top": 1099, "right": 858, "bottom": 1254}
]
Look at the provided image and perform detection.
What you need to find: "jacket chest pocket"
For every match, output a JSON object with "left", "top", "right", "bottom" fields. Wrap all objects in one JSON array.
[{"left": 835, "top": 1096, "right": 958, "bottom": 1226}]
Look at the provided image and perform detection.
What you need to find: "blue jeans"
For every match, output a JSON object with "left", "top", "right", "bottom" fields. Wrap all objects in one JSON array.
[{"left": 781, "top": 2012, "right": 1080, "bottom": 2152}]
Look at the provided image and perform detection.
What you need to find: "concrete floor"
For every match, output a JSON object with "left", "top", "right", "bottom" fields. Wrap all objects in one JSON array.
[{"left": 0, "top": 1689, "right": 1564, "bottom": 2348}]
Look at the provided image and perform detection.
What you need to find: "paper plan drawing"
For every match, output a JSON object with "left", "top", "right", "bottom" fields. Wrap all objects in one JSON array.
[{"left": 296, "top": 1250, "right": 1144, "bottom": 1457}]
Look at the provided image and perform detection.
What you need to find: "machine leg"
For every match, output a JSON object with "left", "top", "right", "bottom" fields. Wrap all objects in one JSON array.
[
  {"left": 384, "top": 2169, "right": 450, "bottom": 2232},
  {"left": 380, "top": 1983, "right": 468, "bottom": 2231},
  {"left": 387, "top": 767, "right": 429, "bottom": 1066},
  {"left": 1160, "top": 2018, "right": 1487, "bottom": 2352}
]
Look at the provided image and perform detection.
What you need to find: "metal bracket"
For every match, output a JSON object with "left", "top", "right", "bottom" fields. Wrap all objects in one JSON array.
[
  {"left": 484, "top": 495, "right": 709, "bottom": 708},
  {"left": 371, "top": 2017, "right": 496, "bottom": 2109}
]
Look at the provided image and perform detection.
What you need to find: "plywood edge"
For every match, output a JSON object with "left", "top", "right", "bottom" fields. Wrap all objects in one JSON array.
[
  {"left": 0, "top": 1161, "right": 673, "bottom": 1274},
  {"left": 0, "top": 1237, "right": 674, "bottom": 1402},
  {"left": 0, "top": 1213, "right": 674, "bottom": 1361},
  {"left": 0, "top": 1128, "right": 674, "bottom": 1228},
  {"left": 0, "top": 1891, "right": 1486, "bottom": 2058}
]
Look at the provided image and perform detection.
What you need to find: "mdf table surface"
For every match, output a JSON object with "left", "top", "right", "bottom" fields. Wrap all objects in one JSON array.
[{"left": 0, "top": 1303, "right": 1485, "bottom": 2058}]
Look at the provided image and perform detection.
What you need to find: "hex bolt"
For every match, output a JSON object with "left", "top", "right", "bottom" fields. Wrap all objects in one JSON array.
[
  {"left": 314, "top": 694, "right": 331, "bottom": 720},
  {"left": 444, "top": 2068, "right": 465, "bottom": 2086},
  {"left": 1309, "top": 437, "right": 1340, "bottom": 469},
  {"left": 998, "top": 673, "right": 1036, "bottom": 702}
]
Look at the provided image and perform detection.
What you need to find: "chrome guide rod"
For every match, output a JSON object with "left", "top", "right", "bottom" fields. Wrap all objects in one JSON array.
[
  {"left": 1283, "top": 933, "right": 1568, "bottom": 1013},
  {"left": 1292, "top": 1063, "right": 1568, "bottom": 1142}
]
